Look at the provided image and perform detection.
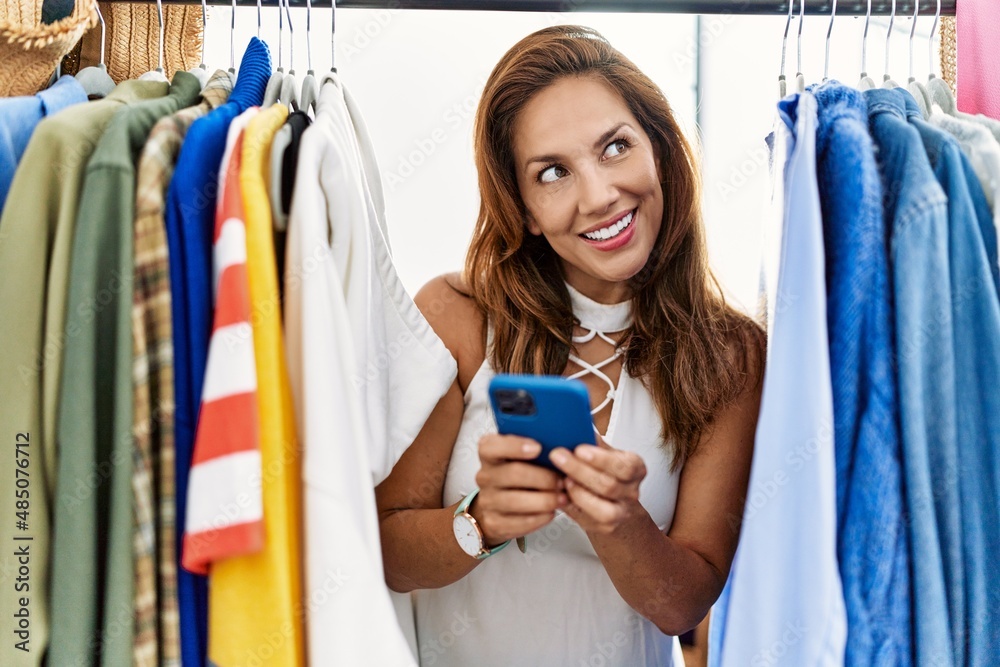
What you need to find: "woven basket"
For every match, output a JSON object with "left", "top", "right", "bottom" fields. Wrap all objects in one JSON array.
[
  {"left": 0, "top": 0, "right": 97, "bottom": 96},
  {"left": 76, "top": 2, "right": 202, "bottom": 84}
]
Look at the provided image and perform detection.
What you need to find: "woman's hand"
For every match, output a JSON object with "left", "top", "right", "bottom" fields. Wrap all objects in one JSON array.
[
  {"left": 474, "top": 434, "right": 568, "bottom": 546},
  {"left": 548, "top": 436, "right": 648, "bottom": 535}
]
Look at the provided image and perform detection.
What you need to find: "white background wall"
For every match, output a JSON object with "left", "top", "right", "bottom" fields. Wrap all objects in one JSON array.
[{"left": 202, "top": 4, "right": 935, "bottom": 311}]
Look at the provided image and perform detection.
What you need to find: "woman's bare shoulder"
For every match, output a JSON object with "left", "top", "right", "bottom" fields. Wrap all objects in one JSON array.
[{"left": 414, "top": 273, "right": 487, "bottom": 390}]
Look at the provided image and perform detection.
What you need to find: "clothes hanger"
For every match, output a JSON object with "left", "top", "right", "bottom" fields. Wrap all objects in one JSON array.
[
  {"left": 778, "top": 0, "right": 793, "bottom": 98},
  {"left": 822, "top": 0, "right": 837, "bottom": 83},
  {"left": 262, "top": 0, "right": 286, "bottom": 106},
  {"left": 321, "top": 0, "right": 339, "bottom": 87},
  {"left": 269, "top": 0, "right": 296, "bottom": 231},
  {"left": 794, "top": 0, "right": 805, "bottom": 92},
  {"left": 278, "top": 0, "right": 301, "bottom": 110},
  {"left": 186, "top": 0, "right": 211, "bottom": 89},
  {"left": 74, "top": 3, "right": 116, "bottom": 98},
  {"left": 926, "top": 0, "right": 958, "bottom": 115},
  {"left": 906, "top": 0, "right": 932, "bottom": 118},
  {"left": 138, "top": 0, "right": 169, "bottom": 82},
  {"left": 923, "top": 0, "right": 1000, "bottom": 141},
  {"left": 882, "top": 0, "right": 900, "bottom": 88},
  {"left": 299, "top": 0, "right": 320, "bottom": 115},
  {"left": 858, "top": 0, "right": 876, "bottom": 90},
  {"left": 224, "top": 0, "right": 237, "bottom": 85}
]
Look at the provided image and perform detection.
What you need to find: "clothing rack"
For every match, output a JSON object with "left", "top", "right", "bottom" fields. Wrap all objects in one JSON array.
[{"left": 111, "top": 0, "right": 956, "bottom": 17}]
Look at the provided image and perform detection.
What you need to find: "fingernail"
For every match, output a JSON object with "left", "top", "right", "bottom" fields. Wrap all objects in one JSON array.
[
  {"left": 522, "top": 441, "right": 541, "bottom": 455},
  {"left": 558, "top": 493, "right": 568, "bottom": 505},
  {"left": 577, "top": 446, "right": 594, "bottom": 461},
  {"left": 565, "top": 478, "right": 575, "bottom": 489},
  {"left": 550, "top": 450, "right": 567, "bottom": 465}
]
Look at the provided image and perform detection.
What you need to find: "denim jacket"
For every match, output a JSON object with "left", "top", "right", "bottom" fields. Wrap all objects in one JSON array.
[
  {"left": 709, "top": 91, "right": 847, "bottom": 667},
  {"left": 900, "top": 88, "right": 1000, "bottom": 667},
  {"left": 812, "top": 82, "right": 912, "bottom": 667},
  {"left": 865, "top": 87, "right": 955, "bottom": 667}
]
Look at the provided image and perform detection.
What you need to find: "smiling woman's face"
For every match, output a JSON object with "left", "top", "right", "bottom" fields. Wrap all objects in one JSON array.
[{"left": 512, "top": 75, "right": 664, "bottom": 304}]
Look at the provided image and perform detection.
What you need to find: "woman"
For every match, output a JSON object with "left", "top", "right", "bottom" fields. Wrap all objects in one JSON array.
[{"left": 376, "top": 25, "right": 764, "bottom": 666}]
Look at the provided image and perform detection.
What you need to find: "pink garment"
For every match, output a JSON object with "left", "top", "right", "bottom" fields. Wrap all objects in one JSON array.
[{"left": 957, "top": 0, "right": 1000, "bottom": 119}]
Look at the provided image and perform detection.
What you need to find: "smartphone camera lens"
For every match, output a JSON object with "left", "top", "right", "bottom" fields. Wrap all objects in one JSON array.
[{"left": 497, "top": 389, "right": 536, "bottom": 416}]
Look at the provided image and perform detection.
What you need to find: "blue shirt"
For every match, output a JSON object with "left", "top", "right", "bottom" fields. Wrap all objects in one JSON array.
[
  {"left": 0, "top": 75, "right": 86, "bottom": 213},
  {"left": 900, "top": 87, "right": 1000, "bottom": 667},
  {"left": 813, "top": 82, "right": 912, "bottom": 667},
  {"left": 865, "top": 87, "right": 955, "bottom": 667},
  {"left": 165, "top": 38, "right": 271, "bottom": 667},
  {"left": 709, "top": 91, "right": 846, "bottom": 667}
]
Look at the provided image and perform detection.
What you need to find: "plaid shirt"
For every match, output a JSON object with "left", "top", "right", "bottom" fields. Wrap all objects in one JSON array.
[{"left": 131, "top": 70, "right": 232, "bottom": 667}]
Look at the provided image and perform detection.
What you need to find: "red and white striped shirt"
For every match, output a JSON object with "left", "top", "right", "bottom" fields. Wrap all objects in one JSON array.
[{"left": 182, "top": 109, "right": 263, "bottom": 575}]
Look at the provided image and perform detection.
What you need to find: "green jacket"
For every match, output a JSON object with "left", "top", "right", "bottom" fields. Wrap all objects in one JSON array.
[
  {"left": 50, "top": 72, "right": 202, "bottom": 667},
  {"left": 0, "top": 79, "right": 169, "bottom": 667}
]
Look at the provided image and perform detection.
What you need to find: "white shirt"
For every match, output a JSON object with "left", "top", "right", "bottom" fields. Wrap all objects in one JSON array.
[{"left": 285, "top": 74, "right": 456, "bottom": 667}]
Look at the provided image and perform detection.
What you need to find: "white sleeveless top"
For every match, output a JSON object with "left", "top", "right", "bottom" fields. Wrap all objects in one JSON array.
[{"left": 413, "top": 285, "right": 686, "bottom": 667}]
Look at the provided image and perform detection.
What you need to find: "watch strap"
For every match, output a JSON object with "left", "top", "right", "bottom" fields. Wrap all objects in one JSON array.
[{"left": 455, "top": 488, "right": 511, "bottom": 559}]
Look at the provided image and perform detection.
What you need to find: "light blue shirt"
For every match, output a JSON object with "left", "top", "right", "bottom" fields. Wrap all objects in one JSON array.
[
  {"left": 709, "top": 91, "right": 846, "bottom": 667},
  {"left": 0, "top": 76, "right": 87, "bottom": 214}
]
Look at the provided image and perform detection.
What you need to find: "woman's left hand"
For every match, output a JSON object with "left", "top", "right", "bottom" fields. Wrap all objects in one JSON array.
[{"left": 548, "top": 436, "right": 647, "bottom": 535}]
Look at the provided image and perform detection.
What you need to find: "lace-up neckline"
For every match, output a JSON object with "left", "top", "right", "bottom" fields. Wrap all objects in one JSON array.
[{"left": 565, "top": 283, "right": 632, "bottom": 418}]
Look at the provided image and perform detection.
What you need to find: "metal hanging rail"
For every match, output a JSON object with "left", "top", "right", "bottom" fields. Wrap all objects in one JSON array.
[{"left": 124, "top": 0, "right": 955, "bottom": 16}]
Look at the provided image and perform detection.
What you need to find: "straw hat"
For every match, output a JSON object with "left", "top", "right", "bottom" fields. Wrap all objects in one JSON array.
[
  {"left": 76, "top": 2, "right": 202, "bottom": 84},
  {"left": 0, "top": 0, "right": 97, "bottom": 97}
]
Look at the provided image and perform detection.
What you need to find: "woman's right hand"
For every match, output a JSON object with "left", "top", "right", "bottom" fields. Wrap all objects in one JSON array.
[{"left": 472, "top": 434, "right": 568, "bottom": 546}]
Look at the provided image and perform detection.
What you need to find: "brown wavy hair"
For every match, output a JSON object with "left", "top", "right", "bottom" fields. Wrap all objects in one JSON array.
[{"left": 464, "top": 25, "right": 764, "bottom": 469}]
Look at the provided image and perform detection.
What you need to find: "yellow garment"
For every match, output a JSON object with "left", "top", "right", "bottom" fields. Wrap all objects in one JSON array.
[{"left": 208, "top": 103, "right": 304, "bottom": 667}]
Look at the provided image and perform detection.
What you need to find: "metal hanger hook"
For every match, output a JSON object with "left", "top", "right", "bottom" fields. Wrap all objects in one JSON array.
[
  {"left": 929, "top": 0, "right": 941, "bottom": 78},
  {"left": 823, "top": 0, "right": 838, "bottom": 81},
  {"left": 908, "top": 0, "right": 919, "bottom": 82},
  {"left": 306, "top": 0, "right": 314, "bottom": 72},
  {"left": 285, "top": 0, "right": 295, "bottom": 72},
  {"left": 156, "top": 0, "right": 165, "bottom": 72},
  {"left": 230, "top": 0, "right": 236, "bottom": 72},
  {"left": 257, "top": 0, "right": 262, "bottom": 39},
  {"left": 331, "top": 0, "right": 337, "bottom": 72},
  {"left": 96, "top": 2, "right": 107, "bottom": 67},
  {"left": 200, "top": 0, "right": 207, "bottom": 68},
  {"left": 795, "top": 0, "right": 804, "bottom": 77},
  {"left": 884, "top": 0, "right": 896, "bottom": 81},
  {"left": 277, "top": 0, "right": 284, "bottom": 71},
  {"left": 779, "top": 0, "right": 793, "bottom": 83},
  {"left": 861, "top": 0, "right": 871, "bottom": 77}
]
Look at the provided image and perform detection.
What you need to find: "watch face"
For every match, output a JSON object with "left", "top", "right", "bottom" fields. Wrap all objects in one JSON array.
[{"left": 453, "top": 514, "right": 482, "bottom": 557}]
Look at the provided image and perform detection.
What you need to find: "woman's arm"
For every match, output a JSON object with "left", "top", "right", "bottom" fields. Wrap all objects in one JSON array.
[
  {"left": 376, "top": 377, "right": 484, "bottom": 592},
  {"left": 550, "top": 340, "right": 763, "bottom": 636},
  {"left": 376, "top": 275, "right": 563, "bottom": 593}
]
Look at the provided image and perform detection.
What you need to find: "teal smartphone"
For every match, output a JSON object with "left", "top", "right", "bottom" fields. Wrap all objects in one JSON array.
[{"left": 488, "top": 374, "right": 596, "bottom": 472}]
